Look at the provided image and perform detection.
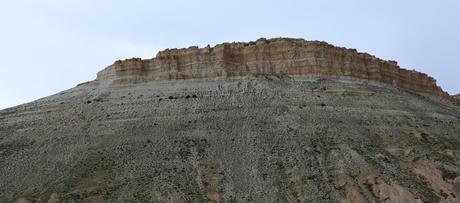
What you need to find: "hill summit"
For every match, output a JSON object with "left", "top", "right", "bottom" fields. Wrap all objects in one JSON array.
[
  {"left": 97, "top": 38, "right": 458, "bottom": 105},
  {"left": 0, "top": 38, "right": 459, "bottom": 202}
]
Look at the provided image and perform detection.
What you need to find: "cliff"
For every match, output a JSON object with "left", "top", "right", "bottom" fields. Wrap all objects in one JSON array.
[{"left": 96, "top": 38, "right": 458, "bottom": 105}]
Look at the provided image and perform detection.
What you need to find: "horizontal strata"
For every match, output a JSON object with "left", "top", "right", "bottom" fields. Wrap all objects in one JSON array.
[{"left": 96, "top": 38, "right": 459, "bottom": 105}]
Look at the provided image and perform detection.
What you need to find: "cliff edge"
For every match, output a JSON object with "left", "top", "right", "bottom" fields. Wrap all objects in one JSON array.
[{"left": 96, "top": 38, "right": 458, "bottom": 105}]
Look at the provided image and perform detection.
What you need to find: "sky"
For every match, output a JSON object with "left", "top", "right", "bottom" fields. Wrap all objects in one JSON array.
[{"left": 0, "top": 0, "right": 459, "bottom": 109}]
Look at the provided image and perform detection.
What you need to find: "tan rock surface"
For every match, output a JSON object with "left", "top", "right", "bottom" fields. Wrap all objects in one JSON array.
[{"left": 97, "top": 38, "right": 457, "bottom": 105}]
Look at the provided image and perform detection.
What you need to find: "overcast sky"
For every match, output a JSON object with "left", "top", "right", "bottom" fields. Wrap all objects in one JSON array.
[{"left": 0, "top": 0, "right": 459, "bottom": 109}]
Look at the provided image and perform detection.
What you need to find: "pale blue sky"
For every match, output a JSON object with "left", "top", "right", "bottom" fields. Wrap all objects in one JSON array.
[{"left": 0, "top": 0, "right": 459, "bottom": 109}]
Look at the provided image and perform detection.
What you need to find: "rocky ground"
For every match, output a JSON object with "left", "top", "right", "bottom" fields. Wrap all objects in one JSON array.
[{"left": 0, "top": 76, "right": 459, "bottom": 202}]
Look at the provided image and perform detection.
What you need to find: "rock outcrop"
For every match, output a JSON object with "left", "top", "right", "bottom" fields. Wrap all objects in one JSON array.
[{"left": 97, "top": 38, "right": 458, "bottom": 105}]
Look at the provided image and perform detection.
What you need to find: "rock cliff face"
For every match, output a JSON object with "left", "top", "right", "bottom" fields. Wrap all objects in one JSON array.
[
  {"left": 1, "top": 38, "right": 459, "bottom": 203},
  {"left": 97, "top": 38, "right": 457, "bottom": 105}
]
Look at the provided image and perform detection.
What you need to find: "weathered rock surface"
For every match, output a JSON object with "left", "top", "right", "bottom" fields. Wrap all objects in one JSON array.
[
  {"left": 0, "top": 38, "right": 459, "bottom": 202},
  {"left": 97, "top": 38, "right": 458, "bottom": 105}
]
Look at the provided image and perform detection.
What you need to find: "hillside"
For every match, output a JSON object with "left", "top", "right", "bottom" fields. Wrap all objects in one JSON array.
[{"left": 0, "top": 38, "right": 459, "bottom": 203}]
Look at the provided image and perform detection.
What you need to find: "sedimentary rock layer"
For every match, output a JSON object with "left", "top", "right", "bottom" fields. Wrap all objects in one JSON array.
[{"left": 96, "top": 38, "right": 458, "bottom": 105}]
